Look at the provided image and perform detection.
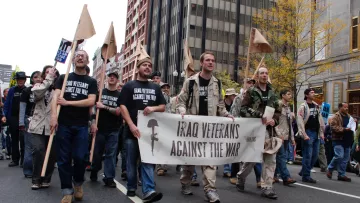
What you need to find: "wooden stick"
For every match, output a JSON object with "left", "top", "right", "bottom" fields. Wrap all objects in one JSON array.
[
  {"left": 89, "top": 46, "right": 110, "bottom": 163},
  {"left": 251, "top": 56, "right": 265, "bottom": 79},
  {"left": 131, "top": 54, "right": 138, "bottom": 81},
  {"left": 41, "top": 40, "right": 78, "bottom": 177},
  {"left": 244, "top": 28, "right": 253, "bottom": 86}
]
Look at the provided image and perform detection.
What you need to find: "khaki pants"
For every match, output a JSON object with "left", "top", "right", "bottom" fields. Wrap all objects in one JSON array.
[
  {"left": 180, "top": 165, "right": 216, "bottom": 192},
  {"left": 318, "top": 143, "right": 327, "bottom": 169},
  {"left": 237, "top": 153, "right": 276, "bottom": 189}
]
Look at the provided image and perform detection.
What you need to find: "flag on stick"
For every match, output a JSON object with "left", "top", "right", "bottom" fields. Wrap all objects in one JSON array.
[
  {"left": 41, "top": 4, "right": 96, "bottom": 177},
  {"left": 132, "top": 41, "right": 150, "bottom": 80},
  {"left": 183, "top": 40, "right": 195, "bottom": 79},
  {"left": 90, "top": 22, "right": 117, "bottom": 163}
]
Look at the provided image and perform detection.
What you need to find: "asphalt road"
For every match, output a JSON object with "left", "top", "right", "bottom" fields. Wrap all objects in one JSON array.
[{"left": 1, "top": 159, "right": 360, "bottom": 203}]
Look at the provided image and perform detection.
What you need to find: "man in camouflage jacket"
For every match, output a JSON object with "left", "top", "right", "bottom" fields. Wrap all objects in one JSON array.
[{"left": 236, "top": 67, "right": 281, "bottom": 200}]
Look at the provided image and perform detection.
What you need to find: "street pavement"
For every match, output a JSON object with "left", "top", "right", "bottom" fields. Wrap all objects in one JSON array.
[{"left": 1, "top": 159, "right": 360, "bottom": 203}]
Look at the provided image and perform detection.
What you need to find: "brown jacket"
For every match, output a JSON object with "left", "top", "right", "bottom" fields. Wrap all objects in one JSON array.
[{"left": 330, "top": 111, "right": 348, "bottom": 141}]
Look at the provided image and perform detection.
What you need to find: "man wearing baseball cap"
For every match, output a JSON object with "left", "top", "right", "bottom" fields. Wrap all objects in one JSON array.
[
  {"left": 2, "top": 71, "right": 27, "bottom": 167},
  {"left": 90, "top": 70, "right": 121, "bottom": 188}
]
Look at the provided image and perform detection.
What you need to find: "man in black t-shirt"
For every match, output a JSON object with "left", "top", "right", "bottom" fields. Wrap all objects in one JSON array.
[
  {"left": 118, "top": 57, "right": 166, "bottom": 202},
  {"left": 19, "top": 70, "right": 42, "bottom": 177},
  {"left": 2, "top": 71, "right": 27, "bottom": 167},
  {"left": 90, "top": 70, "right": 121, "bottom": 188},
  {"left": 297, "top": 88, "right": 325, "bottom": 184},
  {"left": 51, "top": 50, "right": 97, "bottom": 203}
]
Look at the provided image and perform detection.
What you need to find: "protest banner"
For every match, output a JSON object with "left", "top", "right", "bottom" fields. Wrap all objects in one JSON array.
[
  {"left": 321, "top": 102, "right": 330, "bottom": 124},
  {"left": 54, "top": 38, "right": 72, "bottom": 64},
  {"left": 137, "top": 111, "right": 266, "bottom": 165}
]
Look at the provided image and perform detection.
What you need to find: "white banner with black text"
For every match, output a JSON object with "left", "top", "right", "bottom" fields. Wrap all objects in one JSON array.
[{"left": 137, "top": 111, "right": 266, "bottom": 165}]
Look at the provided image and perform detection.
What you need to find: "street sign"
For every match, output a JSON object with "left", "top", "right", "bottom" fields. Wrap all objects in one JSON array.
[
  {"left": 55, "top": 38, "right": 72, "bottom": 63},
  {"left": 321, "top": 102, "right": 331, "bottom": 124}
]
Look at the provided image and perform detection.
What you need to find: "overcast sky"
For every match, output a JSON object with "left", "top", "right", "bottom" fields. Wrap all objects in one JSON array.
[{"left": 0, "top": 0, "right": 127, "bottom": 77}]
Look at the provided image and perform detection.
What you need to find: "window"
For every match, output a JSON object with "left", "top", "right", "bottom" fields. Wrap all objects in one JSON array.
[
  {"left": 206, "top": 28, "right": 212, "bottom": 40},
  {"left": 197, "top": 5, "right": 204, "bottom": 17},
  {"left": 314, "top": 30, "right": 326, "bottom": 61},
  {"left": 351, "top": 16, "right": 359, "bottom": 50},
  {"left": 190, "top": 25, "right": 195, "bottom": 37},
  {"left": 196, "top": 26, "right": 202, "bottom": 38},
  {"left": 191, "top": 3, "right": 196, "bottom": 15},
  {"left": 212, "top": 29, "right": 217, "bottom": 41}
]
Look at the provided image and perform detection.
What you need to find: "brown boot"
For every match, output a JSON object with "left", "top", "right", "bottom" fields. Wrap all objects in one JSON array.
[
  {"left": 229, "top": 178, "right": 237, "bottom": 185},
  {"left": 74, "top": 185, "right": 83, "bottom": 201},
  {"left": 257, "top": 182, "right": 262, "bottom": 188},
  {"left": 273, "top": 177, "right": 280, "bottom": 183},
  {"left": 61, "top": 195, "right": 73, "bottom": 203},
  {"left": 283, "top": 178, "right": 297, "bottom": 185},
  {"left": 157, "top": 169, "right": 165, "bottom": 176}
]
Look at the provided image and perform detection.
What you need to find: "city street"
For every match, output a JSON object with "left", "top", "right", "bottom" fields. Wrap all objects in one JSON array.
[{"left": 1, "top": 159, "right": 360, "bottom": 203}]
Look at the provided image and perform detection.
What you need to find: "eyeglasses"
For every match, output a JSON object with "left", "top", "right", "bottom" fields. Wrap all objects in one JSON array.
[{"left": 75, "top": 54, "right": 86, "bottom": 59}]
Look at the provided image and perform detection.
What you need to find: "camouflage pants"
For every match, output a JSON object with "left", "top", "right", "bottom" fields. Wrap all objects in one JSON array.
[
  {"left": 180, "top": 165, "right": 216, "bottom": 192},
  {"left": 237, "top": 153, "right": 276, "bottom": 189}
]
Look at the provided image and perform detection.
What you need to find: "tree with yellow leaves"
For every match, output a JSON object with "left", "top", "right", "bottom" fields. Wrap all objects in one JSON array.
[
  {"left": 253, "top": 0, "right": 346, "bottom": 111},
  {"left": 9, "top": 65, "right": 21, "bottom": 87}
]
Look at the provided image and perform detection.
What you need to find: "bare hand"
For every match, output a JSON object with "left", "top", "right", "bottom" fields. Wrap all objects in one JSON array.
[
  {"left": 1, "top": 117, "right": 6, "bottom": 123},
  {"left": 50, "top": 116, "right": 58, "bottom": 134},
  {"left": 90, "top": 123, "right": 98, "bottom": 135},
  {"left": 129, "top": 124, "right": 141, "bottom": 138},
  {"left": 292, "top": 140, "right": 296, "bottom": 146},
  {"left": 304, "top": 135, "right": 310, "bottom": 140},
  {"left": 48, "top": 67, "right": 58, "bottom": 78},
  {"left": 261, "top": 117, "right": 267, "bottom": 125},
  {"left": 266, "top": 119, "right": 275, "bottom": 126},
  {"left": 320, "top": 135, "right": 325, "bottom": 140},
  {"left": 96, "top": 102, "right": 105, "bottom": 109},
  {"left": 57, "top": 97, "right": 68, "bottom": 106},
  {"left": 143, "top": 107, "right": 154, "bottom": 116},
  {"left": 180, "top": 112, "right": 185, "bottom": 119},
  {"left": 227, "top": 114, "right": 235, "bottom": 121}
]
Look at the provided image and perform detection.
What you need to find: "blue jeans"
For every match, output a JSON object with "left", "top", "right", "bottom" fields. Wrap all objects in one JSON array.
[
  {"left": 4, "top": 127, "right": 11, "bottom": 156},
  {"left": 124, "top": 126, "right": 156, "bottom": 197},
  {"left": 300, "top": 130, "right": 320, "bottom": 180},
  {"left": 328, "top": 145, "right": 351, "bottom": 177},
  {"left": 223, "top": 164, "right": 231, "bottom": 174},
  {"left": 55, "top": 125, "right": 89, "bottom": 195},
  {"left": 275, "top": 142, "right": 291, "bottom": 180},
  {"left": 254, "top": 163, "right": 262, "bottom": 182},
  {"left": 23, "top": 117, "right": 33, "bottom": 176},
  {"left": 1, "top": 130, "right": 5, "bottom": 150},
  {"left": 287, "top": 142, "right": 294, "bottom": 161},
  {"left": 92, "top": 130, "right": 119, "bottom": 179}
]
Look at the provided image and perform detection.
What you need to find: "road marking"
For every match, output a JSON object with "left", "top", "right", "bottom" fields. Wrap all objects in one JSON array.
[
  {"left": 278, "top": 179, "right": 360, "bottom": 199},
  {"left": 114, "top": 179, "right": 143, "bottom": 203}
]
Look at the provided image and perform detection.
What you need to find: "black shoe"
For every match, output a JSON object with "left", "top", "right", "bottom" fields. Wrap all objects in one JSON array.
[
  {"left": 143, "top": 192, "right": 163, "bottom": 203},
  {"left": 90, "top": 172, "right": 97, "bottom": 182},
  {"left": 31, "top": 183, "right": 41, "bottom": 190},
  {"left": 236, "top": 183, "right": 245, "bottom": 192},
  {"left": 8, "top": 161, "right": 19, "bottom": 167},
  {"left": 298, "top": 172, "right": 302, "bottom": 177},
  {"left": 320, "top": 168, "right": 327, "bottom": 172},
  {"left": 24, "top": 175, "right": 32, "bottom": 178},
  {"left": 338, "top": 176, "right": 351, "bottom": 182},
  {"left": 302, "top": 178, "right": 317, "bottom": 183},
  {"left": 127, "top": 190, "right": 136, "bottom": 197},
  {"left": 103, "top": 179, "right": 117, "bottom": 188},
  {"left": 121, "top": 171, "right": 127, "bottom": 181}
]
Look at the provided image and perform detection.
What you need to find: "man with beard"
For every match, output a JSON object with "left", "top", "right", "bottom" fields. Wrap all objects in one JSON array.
[
  {"left": 51, "top": 50, "right": 97, "bottom": 203},
  {"left": 177, "top": 51, "right": 233, "bottom": 203},
  {"left": 237, "top": 66, "right": 280, "bottom": 199},
  {"left": 2, "top": 72, "right": 27, "bottom": 167},
  {"left": 118, "top": 57, "right": 166, "bottom": 202},
  {"left": 90, "top": 70, "right": 121, "bottom": 188}
]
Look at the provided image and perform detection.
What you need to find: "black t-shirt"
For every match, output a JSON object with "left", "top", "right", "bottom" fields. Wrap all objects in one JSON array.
[
  {"left": 11, "top": 86, "right": 26, "bottom": 117},
  {"left": 98, "top": 88, "right": 121, "bottom": 131},
  {"left": 117, "top": 80, "right": 166, "bottom": 138},
  {"left": 305, "top": 103, "right": 320, "bottom": 131},
  {"left": 56, "top": 73, "right": 97, "bottom": 126},
  {"left": 225, "top": 100, "right": 232, "bottom": 112},
  {"left": 198, "top": 76, "right": 210, "bottom": 116},
  {"left": 261, "top": 88, "right": 269, "bottom": 107},
  {"left": 20, "top": 86, "right": 35, "bottom": 117}
]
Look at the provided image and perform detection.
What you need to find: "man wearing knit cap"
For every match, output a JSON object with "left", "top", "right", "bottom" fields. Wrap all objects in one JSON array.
[
  {"left": 118, "top": 56, "right": 166, "bottom": 202},
  {"left": 151, "top": 71, "right": 161, "bottom": 85}
]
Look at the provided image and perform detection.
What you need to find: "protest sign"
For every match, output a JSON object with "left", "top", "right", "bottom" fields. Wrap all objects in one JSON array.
[
  {"left": 137, "top": 111, "right": 266, "bottom": 165},
  {"left": 54, "top": 38, "right": 72, "bottom": 63}
]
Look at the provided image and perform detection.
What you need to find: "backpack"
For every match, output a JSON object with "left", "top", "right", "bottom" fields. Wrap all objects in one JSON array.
[{"left": 185, "top": 78, "right": 222, "bottom": 109}]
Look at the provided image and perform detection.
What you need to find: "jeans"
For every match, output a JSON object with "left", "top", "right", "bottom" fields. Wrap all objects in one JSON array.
[
  {"left": 31, "top": 133, "right": 56, "bottom": 184},
  {"left": 223, "top": 164, "right": 231, "bottom": 174},
  {"left": 275, "top": 142, "right": 291, "bottom": 180},
  {"left": 124, "top": 126, "right": 156, "bottom": 197},
  {"left": 1, "top": 129, "right": 5, "bottom": 150},
  {"left": 92, "top": 130, "right": 119, "bottom": 179},
  {"left": 116, "top": 125, "right": 127, "bottom": 172},
  {"left": 254, "top": 163, "right": 262, "bottom": 183},
  {"left": 300, "top": 130, "right": 320, "bottom": 180},
  {"left": 9, "top": 116, "right": 23, "bottom": 163},
  {"left": 3, "top": 126, "right": 11, "bottom": 156},
  {"left": 23, "top": 117, "right": 33, "bottom": 176},
  {"left": 328, "top": 145, "right": 351, "bottom": 177},
  {"left": 55, "top": 124, "right": 89, "bottom": 195},
  {"left": 287, "top": 142, "right": 295, "bottom": 161}
]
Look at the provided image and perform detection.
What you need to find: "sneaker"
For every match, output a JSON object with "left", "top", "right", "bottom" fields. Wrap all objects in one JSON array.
[
  {"left": 204, "top": 189, "right": 220, "bottom": 203},
  {"left": 8, "top": 161, "right": 18, "bottom": 167},
  {"left": 5, "top": 155, "right": 10, "bottom": 160},
  {"left": 90, "top": 171, "right": 97, "bottom": 182},
  {"left": 157, "top": 169, "right": 165, "bottom": 176},
  {"left": 181, "top": 185, "right": 193, "bottom": 195},
  {"left": 338, "top": 176, "right": 351, "bottom": 182},
  {"left": 143, "top": 192, "right": 163, "bottom": 203},
  {"left": 31, "top": 183, "right": 41, "bottom": 190},
  {"left": 74, "top": 185, "right": 84, "bottom": 201},
  {"left": 127, "top": 190, "right": 136, "bottom": 197},
  {"left": 121, "top": 171, "right": 127, "bottom": 181},
  {"left": 103, "top": 179, "right": 117, "bottom": 188},
  {"left": 41, "top": 182, "right": 50, "bottom": 188},
  {"left": 138, "top": 180, "right": 142, "bottom": 186},
  {"left": 229, "top": 178, "right": 237, "bottom": 185},
  {"left": 261, "top": 188, "right": 278, "bottom": 199},
  {"left": 287, "top": 161, "right": 294, "bottom": 164},
  {"left": 326, "top": 171, "right": 332, "bottom": 179},
  {"left": 283, "top": 178, "right": 296, "bottom": 185},
  {"left": 190, "top": 179, "right": 200, "bottom": 186},
  {"left": 61, "top": 195, "right": 73, "bottom": 203},
  {"left": 223, "top": 172, "right": 231, "bottom": 178},
  {"left": 236, "top": 178, "right": 245, "bottom": 192},
  {"left": 311, "top": 169, "right": 316, "bottom": 173},
  {"left": 302, "top": 178, "right": 317, "bottom": 184}
]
